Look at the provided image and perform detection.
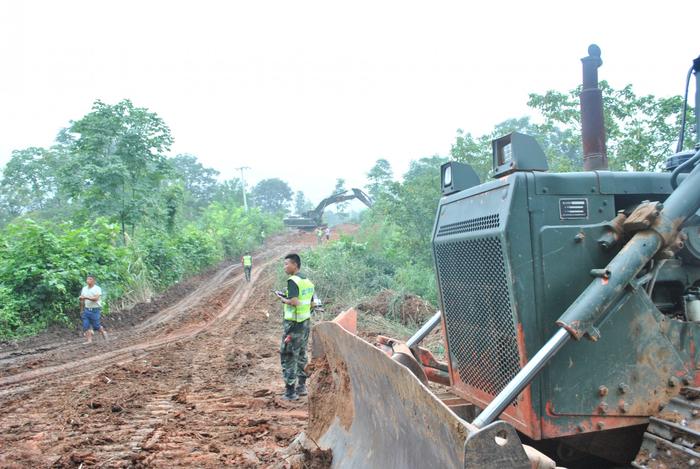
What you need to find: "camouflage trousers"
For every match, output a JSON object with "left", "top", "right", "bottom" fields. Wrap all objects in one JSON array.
[{"left": 280, "top": 319, "right": 310, "bottom": 386}]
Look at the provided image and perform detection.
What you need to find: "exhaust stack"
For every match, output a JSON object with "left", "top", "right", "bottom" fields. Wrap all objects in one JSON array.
[{"left": 580, "top": 44, "right": 608, "bottom": 171}]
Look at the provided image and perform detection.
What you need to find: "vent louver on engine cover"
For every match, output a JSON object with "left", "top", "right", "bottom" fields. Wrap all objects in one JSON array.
[
  {"left": 434, "top": 236, "right": 521, "bottom": 401},
  {"left": 436, "top": 214, "right": 500, "bottom": 237}
]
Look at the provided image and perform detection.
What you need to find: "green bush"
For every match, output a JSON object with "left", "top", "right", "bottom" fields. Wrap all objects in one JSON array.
[
  {"left": 300, "top": 237, "right": 394, "bottom": 311},
  {"left": 393, "top": 264, "right": 437, "bottom": 305},
  {"left": 295, "top": 224, "right": 438, "bottom": 315},
  {"left": 136, "top": 230, "right": 185, "bottom": 287},
  {"left": 0, "top": 204, "right": 285, "bottom": 340},
  {"left": 201, "top": 204, "right": 281, "bottom": 258},
  {"left": 174, "top": 225, "right": 221, "bottom": 275},
  {"left": 0, "top": 218, "right": 129, "bottom": 338}
]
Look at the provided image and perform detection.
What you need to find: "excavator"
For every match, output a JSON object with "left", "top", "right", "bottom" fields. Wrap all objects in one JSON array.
[
  {"left": 283, "top": 188, "right": 373, "bottom": 231},
  {"left": 309, "top": 46, "right": 700, "bottom": 468}
]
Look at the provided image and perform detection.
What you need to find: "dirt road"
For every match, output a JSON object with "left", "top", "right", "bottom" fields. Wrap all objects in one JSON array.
[{"left": 0, "top": 230, "right": 327, "bottom": 468}]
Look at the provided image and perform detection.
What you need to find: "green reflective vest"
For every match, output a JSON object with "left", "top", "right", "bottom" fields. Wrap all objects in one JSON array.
[
  {"left": 284, "top": 275, "right": 315, "bottom": 322},
  {"left": 243, "top": 255, "right": 252, "bottom": 266}
]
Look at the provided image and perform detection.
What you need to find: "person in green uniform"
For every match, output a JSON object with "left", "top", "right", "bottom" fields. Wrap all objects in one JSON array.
[
  {"left": 241, "top": 254, "right": 252, "bottom": 282},
  {"left": 275, "top": 253, "right": 315, "bottom": 400}
]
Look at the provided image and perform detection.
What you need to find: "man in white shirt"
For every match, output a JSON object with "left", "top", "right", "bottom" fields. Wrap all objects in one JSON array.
[{"left": 79, "top": 275, "right": 108, "bottom": 343}]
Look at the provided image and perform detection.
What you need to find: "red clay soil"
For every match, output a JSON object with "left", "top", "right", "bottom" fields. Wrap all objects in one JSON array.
[{"left": 0, "top": 227, "right": 356, "bottom": 468}]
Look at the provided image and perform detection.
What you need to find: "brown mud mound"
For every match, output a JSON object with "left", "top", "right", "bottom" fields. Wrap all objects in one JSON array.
[
  {"left": 307, "top": 354, "right": 353, "bottom": 441},
  {"left": 356, "top": 289, "right": 434, "bottom": 325},
  {"left": 273, "top": 432, "right": 332, "bottom": 469},
  {"left": 226, "top": 347, "right": 258, "bottom": 376}
]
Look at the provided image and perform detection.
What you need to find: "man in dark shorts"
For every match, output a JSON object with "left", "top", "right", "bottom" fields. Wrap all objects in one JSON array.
[{"left": 79, "top": 275, "right": 108, "bottom": 344}]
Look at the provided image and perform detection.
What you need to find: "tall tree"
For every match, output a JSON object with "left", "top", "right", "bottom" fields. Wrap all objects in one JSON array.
[
  {"left": 366, "top": 158, "right": 393, "bottom": 199},
  {"left": 62, "top": 99, "right": 173, "bottom": 240},
  {"left": 0, "top": 147, "right": 60, "bottom": 219},
  {"left": 333, "top": 178, "right": 349, "bottom": 220},
  {"left": 386, "top": 156, "right": 446, "bottom": 263},
  {"left": 528, "top": 81, "right": 693, "bottom": 171},
  {"left": 212, "top": 178, "right": 245, "bottom": 207},
  {"left": 251, "top": 178, "right": 292, "bottom": 214},
  {"left": 170, "top": 154, "right": 219, "bottom": 219},
  {"left": 294, "top": 190, "right": 313, "bottom": 215}
]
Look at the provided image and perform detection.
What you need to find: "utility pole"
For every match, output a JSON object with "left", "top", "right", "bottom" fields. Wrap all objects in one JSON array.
[{"left": 236, "top": 166, "right": 250, "bottom": 211}]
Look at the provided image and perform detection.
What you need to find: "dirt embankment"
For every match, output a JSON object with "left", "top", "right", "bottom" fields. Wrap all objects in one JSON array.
[{"left": 356, "top": 289, "right": 434, "bottom": 325}]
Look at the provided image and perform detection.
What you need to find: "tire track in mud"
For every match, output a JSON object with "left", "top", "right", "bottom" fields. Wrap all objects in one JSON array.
[{"left": 0, "top": 232, "right": 319, "bottom": 467}]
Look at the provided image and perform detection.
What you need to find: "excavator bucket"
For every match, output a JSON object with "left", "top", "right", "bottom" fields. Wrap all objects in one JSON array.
[{"left": 307, "top": 309, "right": 547, "bottom": 469}]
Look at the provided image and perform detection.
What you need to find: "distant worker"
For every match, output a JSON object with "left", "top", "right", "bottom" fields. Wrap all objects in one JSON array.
[
  {"left": 79, "top": 274, "right": 108, "bottom": 344},
  {"left": 242, "top": 254, "right": 252, "bottom": 282},
  {"left": 275, "top": 253, "right": 315, "bottom": 400},
  {"left": 325, "top": 226, "right": 331, "bottom": 241},
  {"left": 316, "top": 227, "right": 323, "bottom": 244}
]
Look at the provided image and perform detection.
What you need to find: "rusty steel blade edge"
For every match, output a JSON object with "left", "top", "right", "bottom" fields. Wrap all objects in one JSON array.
[{"left": 308, "top": 320, "right": 536, "bottom": 469}]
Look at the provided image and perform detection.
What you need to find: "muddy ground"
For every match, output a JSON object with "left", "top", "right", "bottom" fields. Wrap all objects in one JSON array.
[{"left": 0, "top": 228, "right": 346, "bottom": 468}]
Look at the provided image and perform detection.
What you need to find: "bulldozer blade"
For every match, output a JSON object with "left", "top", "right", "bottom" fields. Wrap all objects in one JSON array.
[{"left": 308, "top": 314, "right": 534, "bottom": 469}]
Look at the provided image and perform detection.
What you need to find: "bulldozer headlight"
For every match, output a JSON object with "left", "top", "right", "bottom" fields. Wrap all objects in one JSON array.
[{"left": 443, "top": 165, "right": 452, "bottom": 187}]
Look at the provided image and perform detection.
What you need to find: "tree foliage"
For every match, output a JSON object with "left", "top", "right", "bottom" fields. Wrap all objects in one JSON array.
[
  {"left": 294, "top": 191, "right": 313, "bottom": 215},
  {"left": 61, "top": 99, "right": 174, "bottom": 239},
  {"left": 451, "top": 82, "right": 693, "bottom": 179},
  {"left": 251, "top": 178, "right": 292, "bottom": 214},
  {"left": 311, "top": 81, "right": 693, "bottom": 313},
  {"left": 212, "top": 178, "right": 245, "bottom": 207},
  {"left": 366, "top": 158, "right": 393, "bottom": 199},
  {"left": 450, "top": 117, "right": 580, "bottom": 181},
  {"left": 170, "top": 153, "right": 220, "bottom": 218},
  {"left": 0, "top": 99, "right": 289, "bottom": 339},
  {"left": 0, "top": 147, "right": 61, "bottom": 217},
  {"left": 528, "top": 81, "right": 694, "bottom": 171},
  {"left": 333, "top": 178, "right": 349, "bottom": 219}
]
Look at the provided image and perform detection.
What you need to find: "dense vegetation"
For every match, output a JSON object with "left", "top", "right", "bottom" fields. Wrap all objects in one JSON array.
[
  {"left": 304, "top": 82, "right": 696, "bottom": 312},
  {"left": 0, "top": 100, "right": 286, "bottom": 339},
  {"left": 1, "top": 79, "right": 694, "bottom": 338}
]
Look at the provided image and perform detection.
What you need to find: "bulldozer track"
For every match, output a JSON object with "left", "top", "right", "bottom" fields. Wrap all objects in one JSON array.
[{"left": 632, "top": 386, "right": 700, "bottom": 469}]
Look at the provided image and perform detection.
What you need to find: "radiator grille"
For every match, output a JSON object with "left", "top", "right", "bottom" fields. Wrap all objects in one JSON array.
[
  {"left": 435, "top": 236, "right": 521, "bottom": 401},
  {"left": 436, "top": 214, "right": 500, "bottom": 237}
]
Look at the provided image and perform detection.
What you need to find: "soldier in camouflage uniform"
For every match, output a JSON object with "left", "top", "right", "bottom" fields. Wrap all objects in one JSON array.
[{"left": 276, "top": 253, "right": 315, "bottom": 400}]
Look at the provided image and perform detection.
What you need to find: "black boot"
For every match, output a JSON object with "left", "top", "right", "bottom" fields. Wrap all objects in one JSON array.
[
  {"left": 296, "top": 378, "right": 308, "bottom": 396},
  {"left": 282, "top": 384, "right": 298, "bottom": 401}
]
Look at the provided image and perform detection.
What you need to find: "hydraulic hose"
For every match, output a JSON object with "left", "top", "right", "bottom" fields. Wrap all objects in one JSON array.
[{"left": 671, "top": 149, "right": 700, "bottom": 189}]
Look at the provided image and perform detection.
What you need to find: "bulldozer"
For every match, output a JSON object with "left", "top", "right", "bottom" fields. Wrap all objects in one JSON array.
[{"left": 308, "top": 45, "right": 700, "bottom": 468}]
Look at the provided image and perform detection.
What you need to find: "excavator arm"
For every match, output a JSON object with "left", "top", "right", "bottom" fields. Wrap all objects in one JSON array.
[{"left": 284, "top": 188, "right": 374, "bottom": 230}]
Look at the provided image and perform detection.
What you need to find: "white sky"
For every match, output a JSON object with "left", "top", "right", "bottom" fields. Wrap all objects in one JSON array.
[{"left": 0, "top": 1, "right": 698, "bottom": 205}]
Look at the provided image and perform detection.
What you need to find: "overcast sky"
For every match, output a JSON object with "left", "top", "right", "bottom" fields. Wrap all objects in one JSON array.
[{"left": 1, "top": 1, "right": 698, "bottom": 204}]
